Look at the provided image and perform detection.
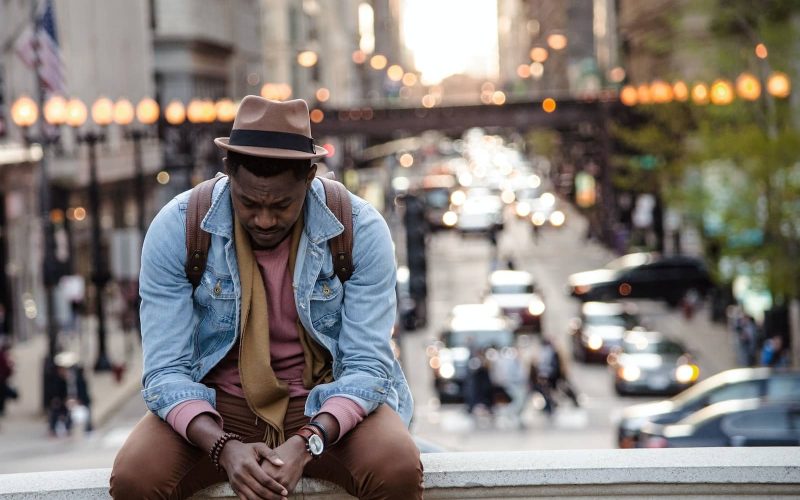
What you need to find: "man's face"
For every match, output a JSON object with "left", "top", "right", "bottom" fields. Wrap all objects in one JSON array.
[{"left": 228, "top": 162, "right": 315, "bottom": 249}]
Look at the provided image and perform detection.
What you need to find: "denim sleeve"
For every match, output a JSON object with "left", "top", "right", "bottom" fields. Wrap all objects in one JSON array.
[
  {"left": 307, "top": 202, "right": 398, "bottom": 415},
  {"left": 139, "top": 198, "right": 216, "bottom": 419}
]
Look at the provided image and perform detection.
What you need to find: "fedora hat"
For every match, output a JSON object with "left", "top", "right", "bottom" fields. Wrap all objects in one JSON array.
[{"left": 214, "top": 96, "right": 328, "bottom": 160}]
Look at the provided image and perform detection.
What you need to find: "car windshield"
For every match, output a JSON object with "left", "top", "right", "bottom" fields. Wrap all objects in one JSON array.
[
  {"left": 447, "top": 330, "right": 514, "bottom": 349},
  {"left": 605, "top": 253, "right": 652, "bottom": 271},
  {"left": 623, "top": 339, "right": 685, "bottom": 355},
  {"left": 425, "top": 188, "right": 451, "bottom": 208},
  {"left": 491, "top": 284, "right": 534, "bottom": 294},
  {"left": 585, "top": 313, "right": 639, "bottom": 328}
]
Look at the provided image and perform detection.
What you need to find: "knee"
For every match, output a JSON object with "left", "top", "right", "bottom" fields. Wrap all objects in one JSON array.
[
  {"left": 366, "top": 436, "right": 423, "bottom": 499},
  {"left": 110, "top": 448, "right": 171, "bottom": 500},
  {"left": 109, "top": 465, "right": 150, "bottom": 500}
]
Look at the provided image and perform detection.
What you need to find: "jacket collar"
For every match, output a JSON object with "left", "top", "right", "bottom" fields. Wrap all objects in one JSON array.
[{"left": 202, "top": 176, "right": 343, "bottom": 245}]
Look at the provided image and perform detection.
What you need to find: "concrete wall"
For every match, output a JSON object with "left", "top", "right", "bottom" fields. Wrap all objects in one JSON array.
[{"left": 1, "top": 448, "right": 799, "bottom": 499}]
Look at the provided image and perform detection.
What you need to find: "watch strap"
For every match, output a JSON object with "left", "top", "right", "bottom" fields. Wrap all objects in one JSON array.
[{"left": 295, "top": 425, "right": 324, "bottom": 458}]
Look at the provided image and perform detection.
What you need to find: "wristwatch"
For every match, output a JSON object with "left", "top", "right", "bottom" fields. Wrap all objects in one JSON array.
[{"left": 295, "top": 425, "right": 325, "bottom": 459}]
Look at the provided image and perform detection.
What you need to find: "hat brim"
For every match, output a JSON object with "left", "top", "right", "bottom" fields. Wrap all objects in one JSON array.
[{"left": 214, "top": 137, "right": 328, "bottom": 160}]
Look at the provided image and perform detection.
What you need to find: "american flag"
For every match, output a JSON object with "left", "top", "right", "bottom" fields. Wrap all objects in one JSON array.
[{"left": 14, "top": 0, "right": 67, "bottom": 96}]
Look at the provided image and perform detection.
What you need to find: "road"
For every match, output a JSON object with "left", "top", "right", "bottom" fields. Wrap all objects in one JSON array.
[
  {"left": 0, "top": 201, "right": 736, "bottom": 472},
  {"left": 404, "top": 202, "right": 736, "bottom": 452}
]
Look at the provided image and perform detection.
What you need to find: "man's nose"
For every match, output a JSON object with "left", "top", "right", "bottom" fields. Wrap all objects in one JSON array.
[{"left": 253, "top": 209, "right": 277, "bottom": 229}]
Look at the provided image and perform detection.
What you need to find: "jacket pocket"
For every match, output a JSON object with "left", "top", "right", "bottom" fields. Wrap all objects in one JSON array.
[
  {"left": 310, "top": 275, "right": 343, "bottom": 336},
  {"left": 194, "top": 272, "right": 237, "bottom": 357}
]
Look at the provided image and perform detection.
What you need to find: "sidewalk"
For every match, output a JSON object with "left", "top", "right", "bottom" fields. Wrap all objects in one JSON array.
[{"left": 0, "top": 314, "right": 142, "bottom": 454}]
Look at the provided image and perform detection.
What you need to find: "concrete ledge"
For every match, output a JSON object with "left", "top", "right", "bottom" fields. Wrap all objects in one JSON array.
[{"left": 1, "top": 448, "right": 799, "bottom": 499}]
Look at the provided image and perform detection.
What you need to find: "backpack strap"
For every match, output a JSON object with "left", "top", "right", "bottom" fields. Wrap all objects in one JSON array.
[
  {"left": 318, "top": 175, "right": 354, "bottom": 283},
  {"left": 185, "top": 176, "right": 224, "bottom": 290}
]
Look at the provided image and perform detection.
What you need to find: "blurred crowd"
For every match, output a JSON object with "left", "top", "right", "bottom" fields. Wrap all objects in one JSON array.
[{"left": 463, "top": 336, "right": 580, "bottom": 426}]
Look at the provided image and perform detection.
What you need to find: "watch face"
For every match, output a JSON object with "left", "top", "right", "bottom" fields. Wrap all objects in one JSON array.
[{"left": 308, "top": 434, "right": 324, "bottom": 455}]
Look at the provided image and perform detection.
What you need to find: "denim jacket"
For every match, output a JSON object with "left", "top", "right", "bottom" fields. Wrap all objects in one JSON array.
[{"left": 139, "top": 176, "right": 413, "bottom": 426}]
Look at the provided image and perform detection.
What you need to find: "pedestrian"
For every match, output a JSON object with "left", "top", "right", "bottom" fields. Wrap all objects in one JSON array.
[
  {"left": 0, "top": 336, "right": 18, "bottom": 423},
  {"left": 491, "top": 346, "right": 528, "bottom": 427},
  {"left": 464, "top": 347, "right": 495, "bottom": 416},
  {"left": 760, "top": 335, "right": 788, "bottom": 368},
  {"left": 737, "top": 314, "right": 758, "bottom": 367},
  {"left": 111, "top": 97, "right": 422, "bottom": 499},
  {"left": 48, "top": 353, "right": 74, "bottom": 437},
  {"left": 537, "top": 337, "right": 580, "bottom": 415}
]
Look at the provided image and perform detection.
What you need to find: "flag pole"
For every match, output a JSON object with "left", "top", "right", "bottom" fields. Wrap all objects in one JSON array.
[{"left": 28, "top": 0, "right": 63, "bottom": 411}]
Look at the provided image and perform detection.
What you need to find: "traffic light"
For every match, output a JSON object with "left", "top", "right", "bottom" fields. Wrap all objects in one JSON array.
[{"left": 403, "top": 193, "right": 428, "bottom": 306}]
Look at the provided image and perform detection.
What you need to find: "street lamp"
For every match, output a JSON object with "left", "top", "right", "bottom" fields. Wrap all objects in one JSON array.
[
  {"left": 11, "top": 95, "right": 63, "bottom": 409},
  {"left": 114, "top": 97, "right": 159, "bottom": 242},
  {"left": 69, "top": 97, "right": 113, "bottom": 371}
]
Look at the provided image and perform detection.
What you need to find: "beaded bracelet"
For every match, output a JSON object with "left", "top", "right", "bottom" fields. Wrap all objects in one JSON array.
[{"left": 209, "top": 432, "right": 242, "bottom": 472}]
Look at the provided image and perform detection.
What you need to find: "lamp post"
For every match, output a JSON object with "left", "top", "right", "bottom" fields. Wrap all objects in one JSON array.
[
  {"left": 11, "top": 94, "right": 64, "bottom": 409},
  {"left": 114, "top": 98, "right": 160, "bottom": 239},
  {"left": 68, "top": 97, "right": 113, "bottom": 371}
]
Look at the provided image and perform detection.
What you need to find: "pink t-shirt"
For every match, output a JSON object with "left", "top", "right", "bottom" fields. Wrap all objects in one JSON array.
[{"left": 166, "top": 234, "right": 365, "bottom": 442}]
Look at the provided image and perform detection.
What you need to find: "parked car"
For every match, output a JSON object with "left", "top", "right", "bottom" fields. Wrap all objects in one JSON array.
[
  {"left": 567, "top": 252, "right": 713, "bottom": 306},
  {"left": 568, "top": 301, "right": 642, "bottom": 363},
  {"left": 485, "top": 270, "right": 545, "bottom": 333},
  {"left": 639, "top": 398, "right": 800, "bottom": 448},
  {"left": 427, "top": 314, "right": 516, "bottom": 403},
  {"left": 607, "top": 329, "right": 699, "bottom": 396},
  {"left": 616, "top": 367, "right": 800, "bottom": 448}
]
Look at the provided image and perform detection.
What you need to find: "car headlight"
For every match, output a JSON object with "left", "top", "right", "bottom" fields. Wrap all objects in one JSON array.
[
  {"left": 619, "top": 365, "right": 641, "bottom": 382},
  {"left": 442, "top": 211, "right": 458, "bottom": 227},
  {"left": 527, "top": 299, "right": 546, "bottom": 316},
  {"left": 531, "top": 212, "right": 546, "bottom": 226},
  {"left": 516, "top": 202, "right": 532, "bottom": 217},
  {"left": 549, "top": 210, "right": 565, "bottom": 227},
  {"left": 674, "top": 363, "right": 700, "bottom": 383},
  {"left": 587, "top": 334, "right": 603, "bottom": 350},
  {"left": 438, "top": 362, "right": 455, "bottom": 379}
]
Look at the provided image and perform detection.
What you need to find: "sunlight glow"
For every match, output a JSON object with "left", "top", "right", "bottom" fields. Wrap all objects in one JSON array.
[{"left": 402, "top": 0, "right": 498, "bottom": 85}]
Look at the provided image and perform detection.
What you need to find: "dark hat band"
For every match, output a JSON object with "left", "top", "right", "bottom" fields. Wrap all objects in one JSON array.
[{"left": 229, "top": 129, "right": 316, "bottom": 153}]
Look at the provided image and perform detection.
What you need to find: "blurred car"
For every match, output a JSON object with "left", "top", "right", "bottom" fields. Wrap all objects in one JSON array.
[
  {"left": 427, "top": 314, "right": 516, "bottom": 403},
  {"left": 453, "top": 189, "right": 504, "bottom": 234},
  {"left": 568, "top": 301, "right": 642, "bottom": 363},
  {"left": 616, "top": 367, "right": 800, "bottom": 448},
  {"left": 568, "top": 252, "right": 713, "bottom": 306},
  {"left": 485, "top": 270, "right": 545, "bottom": 333},
  {"left": 607, "top": 329, "right": 699, "bottom": 396},
  {"left": 528, "top": 193, "right": 566, "bottom": 229},
  {"left": 639, "top": 399, "right": 800, "bottom": 448},
  {"left": 420, "top": 174, "right": 457, "bottom": 231}
]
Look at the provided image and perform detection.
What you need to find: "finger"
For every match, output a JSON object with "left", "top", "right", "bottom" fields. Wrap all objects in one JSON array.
[
  {"left": 240, "top": 468, "right": 288, "bottom": 499},
  {"left": 242, "top": 478, "right": 287, "bottom": 500},
  {"left": 255, "top": 443, "right": 285, "bottom": 466}
]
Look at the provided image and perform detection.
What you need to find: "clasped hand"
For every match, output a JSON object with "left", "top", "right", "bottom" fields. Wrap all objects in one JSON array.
[{"left": 219, "top": 437, "right": 309, "bottom": 500}]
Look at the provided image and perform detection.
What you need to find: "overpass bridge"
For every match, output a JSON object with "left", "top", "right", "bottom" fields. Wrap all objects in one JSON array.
[{"left": 310, "top": 94, "right": 622, "bottom": 140}]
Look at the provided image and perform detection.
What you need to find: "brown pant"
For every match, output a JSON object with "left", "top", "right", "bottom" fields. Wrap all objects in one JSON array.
[{"left": 110, "top": 391, "right": 423, "bottom": 499}]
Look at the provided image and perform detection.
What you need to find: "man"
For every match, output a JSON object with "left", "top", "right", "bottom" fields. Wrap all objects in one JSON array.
[{"left": 111, "top": 96, "right": 422, "bottom": 499}]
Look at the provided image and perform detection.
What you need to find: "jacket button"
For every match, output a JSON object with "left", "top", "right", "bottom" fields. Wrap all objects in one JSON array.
[
  {"left": 214, "top": 281, "right": 222, "bottom": 296},
  {"left": 322, "top": 283, "right": 332, "bottom": 296}
]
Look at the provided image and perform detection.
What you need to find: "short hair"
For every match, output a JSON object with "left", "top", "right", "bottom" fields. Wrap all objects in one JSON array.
[{"left": 224, "top": 151, "right": 313, "bottom": 181}]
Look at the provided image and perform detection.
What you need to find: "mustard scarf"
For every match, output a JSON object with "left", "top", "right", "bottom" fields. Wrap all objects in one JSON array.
[{"left": 234, "top": 211, "right": 332, "bottom": 447}]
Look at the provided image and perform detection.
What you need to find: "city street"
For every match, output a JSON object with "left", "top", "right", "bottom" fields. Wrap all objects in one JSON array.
[
  {"left": 0, "top": 200, "right": 737, "bottom": 472},
  {"left": 405, "top": 201, "right": 737, "bottom": 451}
]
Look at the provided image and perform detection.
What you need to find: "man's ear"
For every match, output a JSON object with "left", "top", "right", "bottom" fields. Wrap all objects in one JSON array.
[
  {"left": 306, "top": 163, "right": 318, "bottom": 186},
  {"left": 222, "top": 157, "right": 231, "bottom": 175}
]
